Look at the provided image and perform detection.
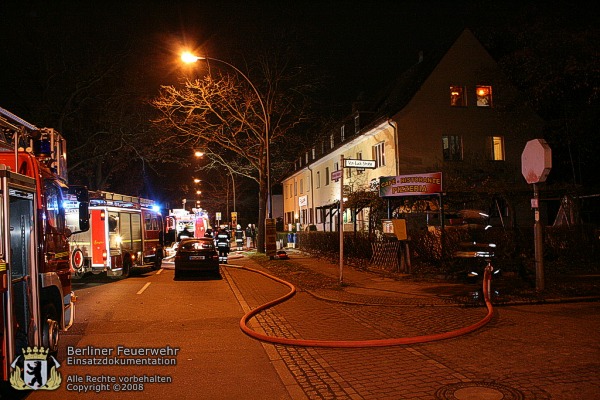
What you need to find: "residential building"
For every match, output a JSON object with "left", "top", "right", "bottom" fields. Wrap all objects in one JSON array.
[{"left": 282, "top": 29, "right": 544, "bottom": 232}]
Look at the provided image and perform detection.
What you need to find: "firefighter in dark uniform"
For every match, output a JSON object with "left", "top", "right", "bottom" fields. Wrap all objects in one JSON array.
[
  {"left": 235, "top": 224, "right": 244, "bottom": 251},
  {"left": 216, "top": 228, "right": 230, "bottom": 263}
]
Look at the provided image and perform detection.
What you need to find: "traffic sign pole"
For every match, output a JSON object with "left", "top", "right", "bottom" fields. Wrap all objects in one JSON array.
[
  {"left": 521, "top": 139, "right": 552, "bottom": 292},
  {"left": 339, "top": 154, "right": 344, "bottom": 285},
  {"left": 533, "top": 183, "right": 545, "bottom": 291}
]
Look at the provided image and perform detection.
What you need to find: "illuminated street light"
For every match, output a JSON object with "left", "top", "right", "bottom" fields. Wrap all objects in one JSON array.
[
  {"left": 193, "top": 178, "right": 201, "bottom": 184},
  {"left": 181, "top": 51, "right": 272, "bottom": 220},
  {"left": 194, "top": 150, "right": 204, "bottom": 158}
]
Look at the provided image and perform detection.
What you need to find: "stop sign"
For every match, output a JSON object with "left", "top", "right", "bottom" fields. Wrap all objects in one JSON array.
[{"left": 521, "top": 139, "right": 552, "bottom": 184}]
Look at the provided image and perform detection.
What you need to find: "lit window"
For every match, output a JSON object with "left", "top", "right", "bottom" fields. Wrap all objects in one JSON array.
[
  {"left": 305, "top": 152, "right": 309, "bottom": 163},
  {"left": 372, "top": 142, "right": 385, "bottom": 168},
  {"left": 312, "top": 147, "right": 316, "bottom": 160},
  {"left": 442, "top": 135, "right": 463, "bottom": 161},
  {"left": 476, "top": 85, "right": 492, "bottom": 107},
  {"left": 450, "top": 86, "right": 466, "bottom": 106},
  {"left": 488, "top": 136, "right": 505, "bottom": 160}
]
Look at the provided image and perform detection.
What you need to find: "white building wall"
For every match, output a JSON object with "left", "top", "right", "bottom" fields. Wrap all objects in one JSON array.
[{"left": 282, "top": 120, "right": 398, "bottom": 231}]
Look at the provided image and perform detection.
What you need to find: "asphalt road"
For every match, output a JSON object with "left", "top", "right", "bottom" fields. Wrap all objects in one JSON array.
[{"left": 24, "top": 262, "right": 292, "bottom": 400}]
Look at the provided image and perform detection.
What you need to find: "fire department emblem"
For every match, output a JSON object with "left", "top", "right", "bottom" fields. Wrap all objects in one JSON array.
[{"left": 10, "top": 346, "right": 61, "bottom": 391}]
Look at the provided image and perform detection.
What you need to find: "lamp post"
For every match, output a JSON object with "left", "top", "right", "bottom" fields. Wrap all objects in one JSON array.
[{"left": 181, "top": 52, "right": 272, "bottom": 220}]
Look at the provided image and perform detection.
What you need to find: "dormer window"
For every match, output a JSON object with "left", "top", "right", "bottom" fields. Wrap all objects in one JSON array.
[
  {"left": 340, "top": 125, "right": 345, "bottom": 142},
  {"left": 476, "top": 85, "right": 492, "bottom": 107},
  {"left": 354, "top": 114, "right": 360, "bottom": 134},
  {"left": 450, "top": 86, "right": 466, "bottom": 106},
  {"left": 330, "top": 134, "right": 335, "bottom": 149}
]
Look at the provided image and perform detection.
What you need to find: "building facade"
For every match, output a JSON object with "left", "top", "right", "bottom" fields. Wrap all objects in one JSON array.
[{"left": 282, "top": 29, "right": 544, "bottom": 232}]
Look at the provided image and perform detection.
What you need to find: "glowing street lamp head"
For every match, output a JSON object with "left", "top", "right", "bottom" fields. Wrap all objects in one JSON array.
[{"left": 181, "top": 51, "right": 201, "bottom": 64}]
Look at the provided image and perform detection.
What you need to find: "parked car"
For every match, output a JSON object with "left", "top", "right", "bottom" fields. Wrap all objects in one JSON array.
[
  {"left": 275, "top": 250, "right": 289, "bottom": 260},
  {"left": 174, "top": 237, "right": 220, "bottom": 278}
]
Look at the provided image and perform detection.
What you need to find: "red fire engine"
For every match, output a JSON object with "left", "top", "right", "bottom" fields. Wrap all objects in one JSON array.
[
  {"left": 164, "top": 208, "right": 211, "bottom": 246},
  {"left": 0, "top": 107, "right": 89, "bottom": 384},
  {"left": 68, "top": 191, "right": 164, "bottom": 279}
]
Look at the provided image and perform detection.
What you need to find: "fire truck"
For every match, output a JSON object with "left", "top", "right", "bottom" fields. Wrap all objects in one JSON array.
[
  {"left": 0, "top": 107, "right": 90, "bottom": 383},
  {"left": 68, "top": 191, "right": 164, "bottom": 279},
  {"left": 165, "top": 208, "right": 211, "bottom": 244}
]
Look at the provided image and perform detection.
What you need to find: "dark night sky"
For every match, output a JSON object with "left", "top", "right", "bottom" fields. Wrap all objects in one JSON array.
[
  {"left": 1, "top": 1, "right": 597, "bottom": 205},
  {"left": 0, "top": 1, "right": 529, "bottom": 116}
]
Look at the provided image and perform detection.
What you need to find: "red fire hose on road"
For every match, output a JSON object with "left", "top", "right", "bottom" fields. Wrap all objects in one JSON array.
[{"left": 230, "top": 264, "right": 495, "bottom": 348}]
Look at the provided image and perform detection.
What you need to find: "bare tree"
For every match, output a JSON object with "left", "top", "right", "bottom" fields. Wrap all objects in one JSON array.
[{"left": 151, "top": 54, "right": 315, "bottom": 251}]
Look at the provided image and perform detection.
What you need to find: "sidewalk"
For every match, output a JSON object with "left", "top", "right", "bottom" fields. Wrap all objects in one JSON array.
[
  {"left": 225, "top": 250, "right": 600, "bottom": 400},
  {"left": 236, "top": 248, "right": 600, "bottom": 306}
]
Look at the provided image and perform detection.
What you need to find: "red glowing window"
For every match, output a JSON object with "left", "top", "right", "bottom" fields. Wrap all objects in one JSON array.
[{"left": 476, "top": 85, "right": 492, "bottom": 107}]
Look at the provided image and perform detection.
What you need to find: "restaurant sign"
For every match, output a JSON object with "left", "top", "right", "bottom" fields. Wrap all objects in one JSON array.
[{"left": 379, "top": 172, "right": 443, "bottom": 197}]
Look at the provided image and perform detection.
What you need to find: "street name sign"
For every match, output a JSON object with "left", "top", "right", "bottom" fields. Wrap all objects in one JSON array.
[
  {"left": 331, "top": 170, "right": 342, "bottom": 181},
  {"left": 344, "top": 159, "right": 376, "bottom": 169}
]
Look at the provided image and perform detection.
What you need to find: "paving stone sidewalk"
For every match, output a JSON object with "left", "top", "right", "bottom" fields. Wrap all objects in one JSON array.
[{"left": 223, "top": 250, "right": 600, "bottom": 400}]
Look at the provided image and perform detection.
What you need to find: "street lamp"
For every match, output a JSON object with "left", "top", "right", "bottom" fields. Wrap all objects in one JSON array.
[{"left": 181, "top": 51, "right": 272, "bottom": 220}]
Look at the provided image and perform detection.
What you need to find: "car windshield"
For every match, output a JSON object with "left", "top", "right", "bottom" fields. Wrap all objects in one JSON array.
[{"left": 180, "top": 240, "right": 213, "bottom": 251}]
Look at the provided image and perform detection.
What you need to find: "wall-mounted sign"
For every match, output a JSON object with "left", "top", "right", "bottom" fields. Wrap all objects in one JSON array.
[
  {"left": 298, "top": 195, "right": 308, "bottom": 207},
  {"left": 379, "top": 172, "right": 442, "bottom": 197}
]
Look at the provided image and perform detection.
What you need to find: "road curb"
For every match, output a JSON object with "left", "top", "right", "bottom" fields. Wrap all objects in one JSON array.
[{"left": 221, "top": 265, "right": 308, "bottom": 400}]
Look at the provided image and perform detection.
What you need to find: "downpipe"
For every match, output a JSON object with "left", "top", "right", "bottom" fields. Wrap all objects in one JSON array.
[{"left": 227, "top": 264, "right": 494, "bottom": 348}]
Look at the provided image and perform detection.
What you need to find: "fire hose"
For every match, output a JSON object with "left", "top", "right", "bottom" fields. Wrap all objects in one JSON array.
[{"left": 230, "top": 264, "right": 494, "bottom": 348}]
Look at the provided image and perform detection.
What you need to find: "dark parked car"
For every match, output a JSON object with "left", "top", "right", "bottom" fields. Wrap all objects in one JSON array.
[{"left": 174, "top": 238, "right": 220, "bottom": 278}]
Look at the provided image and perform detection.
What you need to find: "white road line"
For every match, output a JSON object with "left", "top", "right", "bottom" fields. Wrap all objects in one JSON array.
[{"left": 137, "top": 282, "right": 151, "bottom": 295}]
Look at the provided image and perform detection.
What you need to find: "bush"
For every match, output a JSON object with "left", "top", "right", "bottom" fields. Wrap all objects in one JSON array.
[{"left": 294, "top": 224, "right": 599, "bottom": 277}]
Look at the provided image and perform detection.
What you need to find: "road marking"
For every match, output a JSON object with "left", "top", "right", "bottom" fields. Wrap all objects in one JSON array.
[
  {"left": 155, "top": 268, "right": 164, "bottom": 275},
  {"left": 137, "top": 282, "right": 151, "bottom": 295}
]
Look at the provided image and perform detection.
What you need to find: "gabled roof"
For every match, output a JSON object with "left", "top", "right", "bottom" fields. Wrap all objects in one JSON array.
[{"left": 369, "top": 29, "right": 468, "bottom": 119}]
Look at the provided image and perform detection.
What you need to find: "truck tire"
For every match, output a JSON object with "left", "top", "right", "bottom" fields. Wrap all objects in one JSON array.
[
  {"left": 153, "top": 250, "right": 163, "bottom": 270},
  {"left": 41, "top": 303, "right": 60, "bottom": 354},
  {"left": 122, "top": 255, "right": 132, "bottom": 278},
  {"left": 111, "top": 255, "right": 132, "bottom": 280}
]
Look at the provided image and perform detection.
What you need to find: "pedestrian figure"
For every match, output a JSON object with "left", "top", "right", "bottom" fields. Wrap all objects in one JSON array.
[
  {"left": 245, "top": 224, "right": 253, "bottom": 249},
  {"left": 216, "top": 227, "right": 230, "bottom": 263},
  {"left": 178, "top": 226, "right": 193, "bottom": 241},
  {"left": 235, "top": 224, "right": 244, "bottom": 251}
]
